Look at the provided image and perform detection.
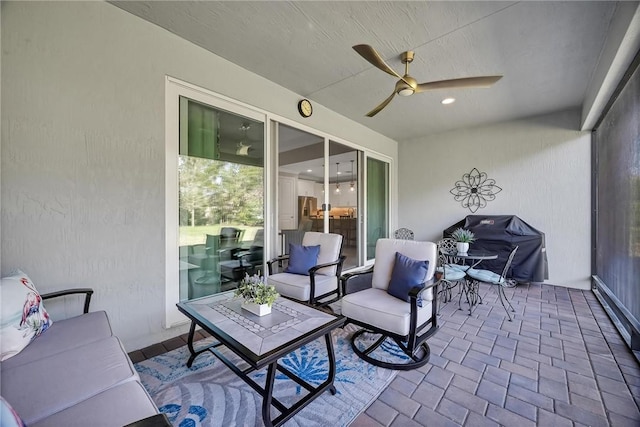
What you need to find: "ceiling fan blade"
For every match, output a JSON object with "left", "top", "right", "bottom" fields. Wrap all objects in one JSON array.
[
  {"left": 415, "top": 76, "right": 502, "bottom": 93},
  {"left": 366, "top": 90, "right": 396, "bottom": 117},
  {"left": 353, "top": 44, "right": 409, "bottom": 84}
]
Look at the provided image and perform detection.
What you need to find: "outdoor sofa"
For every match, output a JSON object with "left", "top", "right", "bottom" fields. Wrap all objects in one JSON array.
[{"left": 0, "top": 279, "right": 167, "bottom": 427}]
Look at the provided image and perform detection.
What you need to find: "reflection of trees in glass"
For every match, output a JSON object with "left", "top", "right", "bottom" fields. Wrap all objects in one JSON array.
[
  {"left": 179, "top": 156, "right": 212, "bottom": 226},
  {"left": 179, "top": 156, "right": 263, "bottom": 227}
]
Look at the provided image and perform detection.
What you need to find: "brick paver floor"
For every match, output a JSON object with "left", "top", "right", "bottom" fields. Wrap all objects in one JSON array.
[
  {"left": 130, "top": 282, "right": 640, "bottom": 426},
  {"left": 351, "top": 283, "right": 640, "bottom": 427}
]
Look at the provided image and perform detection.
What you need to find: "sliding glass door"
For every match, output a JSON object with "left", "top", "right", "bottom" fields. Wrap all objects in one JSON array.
[
  {"left": 165, "top": 77, "right": 393, "bottom": 327},
  {"left": 276, "top": 125, "right": 361, "bottom": 269},
  {"left": 178, "top": 97, "right": 264, "bottom": 301}
]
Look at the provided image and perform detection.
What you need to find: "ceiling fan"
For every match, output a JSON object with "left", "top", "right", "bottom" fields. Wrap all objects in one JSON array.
[{"left": 353, "top": 44, "right": 503, "bottom": 117}]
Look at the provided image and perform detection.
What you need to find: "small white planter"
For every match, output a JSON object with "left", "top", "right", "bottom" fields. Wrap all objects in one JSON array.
[
  {"left": 241, "top": 301, "right": 271, "bottom": 316},
  {"left": 456, "top": 242, "right": 469, "bottom": 254}
]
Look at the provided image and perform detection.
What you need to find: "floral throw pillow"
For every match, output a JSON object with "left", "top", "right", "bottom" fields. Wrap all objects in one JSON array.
[{"left": 0, "top": 270, "right": 53, "bottom": 361}]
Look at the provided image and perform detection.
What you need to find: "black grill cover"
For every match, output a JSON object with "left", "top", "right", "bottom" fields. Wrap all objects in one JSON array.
[{"left": 443, "top": 215, "right": 548, "bottom": 282}]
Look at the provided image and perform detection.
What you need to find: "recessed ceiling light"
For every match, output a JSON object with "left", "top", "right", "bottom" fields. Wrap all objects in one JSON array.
[
  {"left": 442, "top": 97, "right": 456, "bottom": 105},
  {"left": 306, "top": 169, "right": 312, "bottom": 172}
]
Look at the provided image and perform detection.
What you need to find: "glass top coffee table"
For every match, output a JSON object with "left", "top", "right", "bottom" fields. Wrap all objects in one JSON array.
[{"left": 176, "top": 292, "right": 345, "bottom": 427}]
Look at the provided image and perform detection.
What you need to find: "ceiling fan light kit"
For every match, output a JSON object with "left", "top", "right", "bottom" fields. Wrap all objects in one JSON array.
[
  {"left": 353, "top": 44, "right": 502, "bottom": 116},
  {"left": 236, "top": 123, "right": 252, "bottom": 156}
]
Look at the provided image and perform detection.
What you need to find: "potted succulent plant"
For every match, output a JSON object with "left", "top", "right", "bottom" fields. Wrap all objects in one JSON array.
[
  {"left": 234, "top": 274, "right": 279, "bottom": 316},
  {"left": 450, "top": 228, "right": 476, "bottom": 254}
]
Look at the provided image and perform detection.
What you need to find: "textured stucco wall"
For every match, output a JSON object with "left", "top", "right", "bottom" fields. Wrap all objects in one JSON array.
[
  {"left": 0, "top": 1, "right": 397, "bottom": 350},
  {"left": 399, "top": 109, "right": 591, "bottom": 289}
]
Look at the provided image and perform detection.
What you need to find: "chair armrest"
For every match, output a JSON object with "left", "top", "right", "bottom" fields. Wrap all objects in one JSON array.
[
  {"left": 308, "top": 255, "right": 346, "bottom": 275},
  {"left": 408, "top": 279, "right": 437, "bottom": 299},
  {"left": 41, "top": 288, "right": 94, "bottom": 314},
  {"left": 266, "top": 255, "right": 290, "bottom": 274},
  {"left": 235, "top": 250, "right": 252, "bottom": 259},
  {"left": 341, "top": 266, "right": 374, "bottom": 295}
]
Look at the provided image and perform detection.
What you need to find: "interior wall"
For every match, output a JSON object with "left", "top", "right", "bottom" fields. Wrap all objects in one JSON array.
[
  {"left": 0, "top": 1, "right": 397, "bottom": 350},
  {"left": 398, "top": 109, "right": 591, "bottom": 289}
]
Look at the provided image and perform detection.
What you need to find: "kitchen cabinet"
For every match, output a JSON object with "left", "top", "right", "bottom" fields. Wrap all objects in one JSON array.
[{"left": 297, "top": 179, "right": 316, "bottom": 197}]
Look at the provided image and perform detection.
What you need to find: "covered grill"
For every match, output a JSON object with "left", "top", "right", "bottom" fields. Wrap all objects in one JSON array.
[{"left": 443, "top": 215, "right": 548, "bottom": 283}]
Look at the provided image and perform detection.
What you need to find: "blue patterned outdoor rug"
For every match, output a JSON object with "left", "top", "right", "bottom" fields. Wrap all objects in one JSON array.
[{"left": 135, "top": 324, "right": 405, "bottom": 427}]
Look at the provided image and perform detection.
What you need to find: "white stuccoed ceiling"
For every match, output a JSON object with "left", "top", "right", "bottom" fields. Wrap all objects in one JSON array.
[{"left": 111, "top": 1, "right": 627, "bottom": 142}]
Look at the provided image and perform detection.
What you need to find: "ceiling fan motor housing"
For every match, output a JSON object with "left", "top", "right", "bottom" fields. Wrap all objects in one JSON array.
[{"left": 396, "top": 75, "right": 417, "bottom": 96}]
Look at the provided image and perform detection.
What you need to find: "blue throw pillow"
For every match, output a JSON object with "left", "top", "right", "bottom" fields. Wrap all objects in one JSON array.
[
  {"left": 285, "top": 244, "right": 321, "bottom": 275},
  {"left": 387, "top": 252, "right": 430, "bottom": 303}
]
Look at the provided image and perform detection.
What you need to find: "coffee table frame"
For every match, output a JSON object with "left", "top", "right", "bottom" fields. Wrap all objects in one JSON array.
[{"left": 177, "top": 295, "right": 345, "bottom": 427}]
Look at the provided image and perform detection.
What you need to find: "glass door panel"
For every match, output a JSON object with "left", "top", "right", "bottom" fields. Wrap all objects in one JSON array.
[
  {"left": 277, "top": 124, "right": 325, "bottom": 253},
  {"left": 366, "top": 156, "right": 389, "bottom": 261},
  {"left": 329, "top": 141, "right": 359, "bottom": 270},
  {"left": 178, "top": 96, "right": 264, "bottom": 301}
]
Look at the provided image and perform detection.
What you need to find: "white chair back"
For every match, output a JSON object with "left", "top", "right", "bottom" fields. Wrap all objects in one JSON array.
[
  {"left": 301, "top": 232, "right": 343, "bottom": 276},
  {"left": 371, "top": 239, "right": 437, "bottom": 291}
]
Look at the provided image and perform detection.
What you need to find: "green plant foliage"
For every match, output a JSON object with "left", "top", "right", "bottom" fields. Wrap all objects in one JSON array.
[
  {"left": 234, "top": 274, "right": 279, "bottom": 307},
  {"left": 451, "top": 227, "right": 476, "bottom": 243}
]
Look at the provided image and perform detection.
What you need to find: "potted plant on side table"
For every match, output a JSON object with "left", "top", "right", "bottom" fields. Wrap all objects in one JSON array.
[
  {"left": 451, "top": 228, "right": 476, "bottom": 254},
  {"left": 235, "top": 274, "right": 279, "bottom": 316}
]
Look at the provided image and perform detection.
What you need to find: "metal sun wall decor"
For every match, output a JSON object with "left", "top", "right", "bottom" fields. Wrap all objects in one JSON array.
[{"left": 450, "top": 168, "right": 502, "bottom": 213}]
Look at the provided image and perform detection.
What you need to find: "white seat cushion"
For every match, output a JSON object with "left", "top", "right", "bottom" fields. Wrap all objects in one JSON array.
[
  {"left": 342, "top": 288, "right": 433, "bottom": 336},
  {"left": 467, "top": 268, "right": 504, "bottom": 285},
  {"left": 29, "top": 381, "right": 158, "bottom": 427},
  {"left": 1, "top": 311, "right": 112, "bottom": 370},
  {"left": 2, "top": 336, "right": 139, "bottom": 425},
  {"left": 301, "top": 232, "right": 343, "bottom": 276},
  {"left": 267, "top": 273, "right": 337, "bottom": 302},
  {"left": 371, "top": 239, "right": 437, "bottom": 291}
]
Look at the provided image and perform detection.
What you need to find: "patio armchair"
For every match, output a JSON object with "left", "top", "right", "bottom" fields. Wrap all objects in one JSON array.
[
  {"left": 341, "top": 239, "right": 439, "bottom": 370},
  {"left": 267, "top": 232, "right": 345, "bottom": 306},
  {"left": 220, "top": 227, "right": 244, "bottom": 249},
  {"left": 220, "top": 229, "right": 264, "bottom": 281}
]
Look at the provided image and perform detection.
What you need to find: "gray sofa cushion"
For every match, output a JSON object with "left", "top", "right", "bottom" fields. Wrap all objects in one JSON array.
[
  {"left": 29, "top": 381, "right": 158, "bottom": 427},
  {"left": 1, "top": 310, "right": 112, "bottom": 370},
  {"left": 2, "top": 336, "right": 139, "bottom": 425}
]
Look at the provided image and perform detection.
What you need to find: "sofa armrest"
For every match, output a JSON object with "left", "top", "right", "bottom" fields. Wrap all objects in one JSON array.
[{"left": 41, "top": 288, "right": 94, "bottom": 314}]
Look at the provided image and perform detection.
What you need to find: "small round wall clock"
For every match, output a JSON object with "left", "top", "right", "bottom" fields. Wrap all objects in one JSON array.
[{"left": 298, "top": 99, "right": 313, "bottom": 118}]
